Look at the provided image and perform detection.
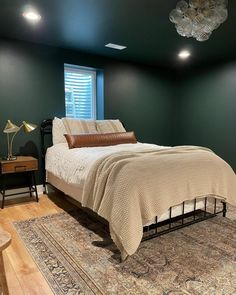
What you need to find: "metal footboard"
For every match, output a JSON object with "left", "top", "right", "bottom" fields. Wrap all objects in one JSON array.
[{"left": 142, "top": 197, "right": 226, "bottom": 241}]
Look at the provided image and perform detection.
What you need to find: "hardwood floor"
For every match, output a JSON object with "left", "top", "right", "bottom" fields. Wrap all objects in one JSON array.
[
  {"left": 0, "top": 193, "right": 76, "bottom": 295},
  {"left": 1, "top": 193, "right": 236, "bottom": 295}
]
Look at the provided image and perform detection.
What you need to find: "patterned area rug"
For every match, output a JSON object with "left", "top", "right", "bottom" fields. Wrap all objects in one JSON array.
[{"left": 14, "top": 207, "right": 236, "bottom": 295}]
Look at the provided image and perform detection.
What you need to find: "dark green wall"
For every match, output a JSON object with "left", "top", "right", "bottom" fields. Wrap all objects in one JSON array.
[
  {"left": 0, "top": 41, "right": 64, "bottom": 183},
  {"left": 1, "top": 38, "right": 235, "bottom": 184},
  {"left": 176, "top": 64, "right": 236, "bottom": 171},
  {"left": 105, "top": 62, "right": 173, "bottom": 144},
  {"left": 0, "top": 39, "right": 174, "bottom": 182}
]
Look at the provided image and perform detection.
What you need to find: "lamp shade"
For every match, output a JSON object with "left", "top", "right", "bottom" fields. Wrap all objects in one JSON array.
[
  {"left": 3, "top": 120, "right": 20, "bottom": 133},
  {"left": 22, "top": 121, "right": 37, "bottom": 133}
]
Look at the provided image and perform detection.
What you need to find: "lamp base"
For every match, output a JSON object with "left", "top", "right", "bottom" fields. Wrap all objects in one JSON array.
[{"left": 3, "top": 156, "right": 17, "bottom": 161}]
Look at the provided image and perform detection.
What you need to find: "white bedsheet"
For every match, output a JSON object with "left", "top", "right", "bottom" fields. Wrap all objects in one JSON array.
[{"left": 46, "top": 142, "right": 169, "bottom": 188}]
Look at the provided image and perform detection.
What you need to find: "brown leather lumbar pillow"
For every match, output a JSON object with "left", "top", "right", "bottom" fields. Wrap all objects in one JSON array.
[{"left": 64, "top": 132, "right": 137, "bottom": 149}]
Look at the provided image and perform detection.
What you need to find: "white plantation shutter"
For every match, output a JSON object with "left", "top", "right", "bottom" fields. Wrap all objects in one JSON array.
[{"left": 64, "top": 64, "right": 96, "bottom": 119}]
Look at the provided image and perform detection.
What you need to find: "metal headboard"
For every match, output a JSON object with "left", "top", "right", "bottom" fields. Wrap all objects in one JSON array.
[{"left": 40, "top": 118, "right": 53, "bottom": 193}]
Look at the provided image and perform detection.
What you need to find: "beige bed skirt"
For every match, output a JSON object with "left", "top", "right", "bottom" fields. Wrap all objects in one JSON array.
[{"left": 47, "top": 171, "right": 84, "bottom": 203}]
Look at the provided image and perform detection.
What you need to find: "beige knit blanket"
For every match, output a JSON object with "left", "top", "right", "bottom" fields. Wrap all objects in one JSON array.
[{"left": 81, "top": 146, "right": 236, "bottom": 259}]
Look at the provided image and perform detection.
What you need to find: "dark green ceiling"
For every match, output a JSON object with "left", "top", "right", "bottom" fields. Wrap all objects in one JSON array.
[{"left": 0, "top": 0, "right": 236, "bottom": 68}]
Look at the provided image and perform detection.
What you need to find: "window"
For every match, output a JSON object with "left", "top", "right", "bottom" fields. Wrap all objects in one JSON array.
[{"left": 64, "top": 64, "right": 97, "bottom": 119}]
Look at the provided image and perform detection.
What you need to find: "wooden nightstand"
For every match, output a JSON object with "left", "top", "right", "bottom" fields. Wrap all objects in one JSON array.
[{"left": 0, "top": 156, "right": 39, "bottom": 209}]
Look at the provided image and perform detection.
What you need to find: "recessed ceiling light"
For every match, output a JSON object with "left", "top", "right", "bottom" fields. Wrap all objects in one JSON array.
[
  {"left": 23, "top": 10, "right": 41, "bottom": 22},
  {"left": 105, "top": 43, "right": 127, "bottom": 50},
  {"left": 178, "top": 50, "right": 191, "bottom": 60}
]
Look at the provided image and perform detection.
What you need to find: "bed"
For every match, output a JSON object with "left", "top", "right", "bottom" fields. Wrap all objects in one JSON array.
[{"left": 41, "top": 118, "right": 236, "bottom": 260}]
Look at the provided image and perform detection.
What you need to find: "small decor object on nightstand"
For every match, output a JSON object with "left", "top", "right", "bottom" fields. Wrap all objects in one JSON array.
[
  {"left": 0, "top": 156, "right": 39, "bottom": 209},
  {"left": 3, "top": 120, "right": 37, "bottom": 161}
]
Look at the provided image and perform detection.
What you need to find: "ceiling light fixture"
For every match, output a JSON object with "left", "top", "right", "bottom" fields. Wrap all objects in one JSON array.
[
  {"left": 169, "top": 0, "right": 228, "bottom": 42},
  {"left": 105, "top": 43, "right": 127, "bottom": 50},
  {"left": 178, "top": 50, "right": 191, "bottom": 59},
  {"left": 23, "top": 10, "right": 41, "bottom": 22}
]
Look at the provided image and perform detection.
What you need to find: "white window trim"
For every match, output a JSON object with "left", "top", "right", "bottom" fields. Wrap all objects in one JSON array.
[{"left": 64, "top": 63, "right": 97, "bottom": 119}]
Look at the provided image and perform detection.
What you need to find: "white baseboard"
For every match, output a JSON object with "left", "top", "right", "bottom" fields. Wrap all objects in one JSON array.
[{"left": 37, "top": 184, "right": 44, "bottom": 195}]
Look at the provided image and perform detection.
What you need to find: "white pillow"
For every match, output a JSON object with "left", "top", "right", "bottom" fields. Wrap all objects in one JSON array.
[
  {"left": 52, "top": 117, "right": 67, "bottom": 145},
  {"left": 96, "top": 120, "right": 126, "bottom": 133},
  {"left": 62, "top": 118, "right": 98, "bottom": 134}
]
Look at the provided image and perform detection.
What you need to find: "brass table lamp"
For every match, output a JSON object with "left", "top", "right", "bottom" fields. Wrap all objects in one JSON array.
[{"left": 3, "top": 120, "right": 37, "bottom": 160}]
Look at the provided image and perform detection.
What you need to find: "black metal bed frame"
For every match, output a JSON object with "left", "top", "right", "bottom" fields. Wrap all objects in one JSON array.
[
  {"left": 142, "top": 198, "right": 226, "bottom": 241},
  {"left": 40, "top": 118, "right": 53, "bottom": 193},
  {"left": 40, "top": 119, "right": 227, "bottom": 241}
]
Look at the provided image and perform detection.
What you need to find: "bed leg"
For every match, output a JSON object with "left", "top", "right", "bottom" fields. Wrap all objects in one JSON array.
[
  {"left": 43, "top": 182, "right": 48, "bottom": 195},
  {"left": 222, "top": 201, "right": 227, "bottom": 217}
]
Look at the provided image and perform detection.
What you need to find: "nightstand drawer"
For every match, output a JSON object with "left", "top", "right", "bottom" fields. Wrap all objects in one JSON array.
[{"left": 1, "top": 156, "right": 38, "bottom": 174}]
